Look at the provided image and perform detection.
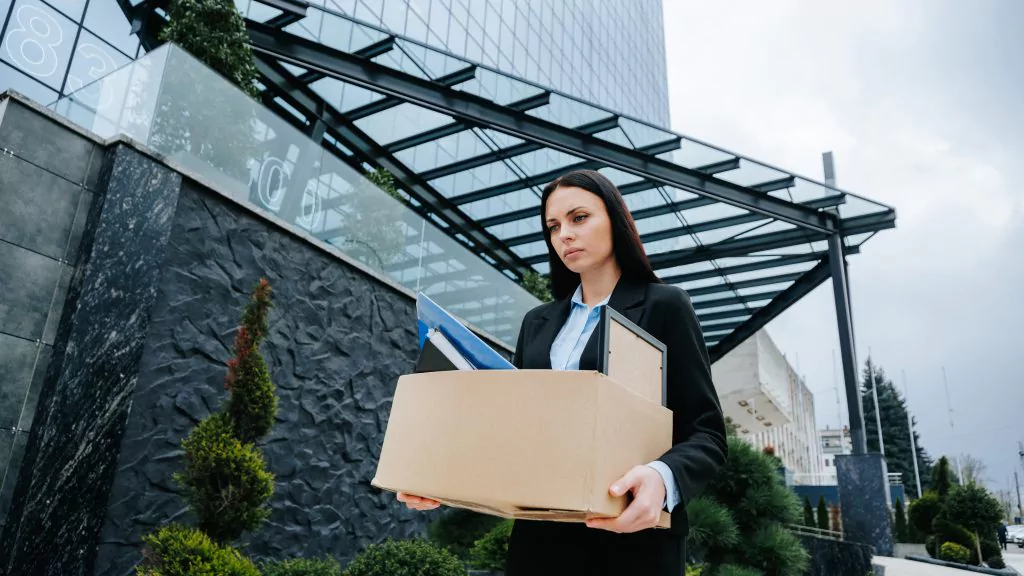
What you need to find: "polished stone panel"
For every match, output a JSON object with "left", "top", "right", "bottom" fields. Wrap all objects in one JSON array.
[
  {"left": 0, "top": 333, "right": 38, "bottom": 429},
  {"left": 0, "top": 95, "right": 95, "bottom": 185},
  {"left": 0, "top": 154, "right": 83, "bottom": 260},
  {"left": 0, "top": 241, "right": 63, "bottom": 342},
  {"left": 836, "top": 453, "right": 894, "bottom": 557},
  {"left": 0, "top": 144, "right": 182, "bottom": 576}
]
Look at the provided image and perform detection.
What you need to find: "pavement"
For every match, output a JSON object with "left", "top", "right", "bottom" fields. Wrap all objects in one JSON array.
[{"left": 875, "top": 546, "right": 1024, "bottom": 575}]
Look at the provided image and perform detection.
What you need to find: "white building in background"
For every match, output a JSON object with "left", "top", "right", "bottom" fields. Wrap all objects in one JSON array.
[
  {"left": 712, "top": 330, "right": 823, "bottom": 476},
  {"left": 815, "top": 425, "right": 853, "bottom": 484}
]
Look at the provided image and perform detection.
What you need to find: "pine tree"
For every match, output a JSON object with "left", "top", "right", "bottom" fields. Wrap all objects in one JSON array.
[
  {"left": 894, "top": 497, "right": 908, "bottom": 542},
  {"left": 687, "top": 436, "right": 809, "bottom": 575},
  {"left": 933, "top": 457, "right": 956, "bottom": 501},
  {"left": 803, "top": 497, "right": 815, "bottom": 528},
  {"left": 816, "top": 496, "right": 830, "bottom": 531},
  {"left": 860, "top": 357, "right": 934, "bottom": 498}
]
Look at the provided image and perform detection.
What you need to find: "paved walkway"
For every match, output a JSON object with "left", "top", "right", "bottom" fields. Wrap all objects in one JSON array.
[{"left": 876, "top": 547, "right": 1024, "bottom": 575}]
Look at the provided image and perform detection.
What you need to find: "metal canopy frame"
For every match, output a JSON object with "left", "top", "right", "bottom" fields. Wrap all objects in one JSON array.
[{"left": 117, "top": 0, "right": 896, "bottom": 361}]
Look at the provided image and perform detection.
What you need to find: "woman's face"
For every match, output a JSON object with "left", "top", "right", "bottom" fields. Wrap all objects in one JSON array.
[{"left": 544, "top": 185, "right": 615, "bottom": 275}]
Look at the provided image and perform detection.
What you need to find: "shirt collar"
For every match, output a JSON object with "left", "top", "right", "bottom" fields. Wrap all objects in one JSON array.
[{"left": 570, "top": 284, "right": 610, "bottom": 310}]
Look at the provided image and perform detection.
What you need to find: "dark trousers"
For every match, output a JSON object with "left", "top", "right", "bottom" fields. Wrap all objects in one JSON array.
[{"left": 505, "top": 519, "right": 685, "bottom": 576}]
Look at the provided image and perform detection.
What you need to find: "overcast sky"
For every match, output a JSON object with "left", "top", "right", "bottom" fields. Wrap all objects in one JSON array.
[{"left": 663, "top": 0, "right": 1024, "bottom": 496}]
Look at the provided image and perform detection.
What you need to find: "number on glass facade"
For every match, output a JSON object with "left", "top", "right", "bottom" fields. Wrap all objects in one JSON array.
[
  {"left": 4, "top": 4, "right": 63, "bottom": 79},
  {"left": 65, "top": 42, "right": 119, "bottom": 108}
]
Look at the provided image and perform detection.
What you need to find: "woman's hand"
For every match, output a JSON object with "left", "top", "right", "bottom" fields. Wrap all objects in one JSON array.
[
  {"left": 397, "top": 492, "right": 442, "bottom": 511},
  {"left": 585, "top": 465, "right": 666, "bottom": 533}
]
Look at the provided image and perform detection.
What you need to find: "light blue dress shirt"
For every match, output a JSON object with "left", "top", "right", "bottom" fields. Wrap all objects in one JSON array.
[{"left": 549, "top": 285, "right": 681, "bottom": 513}]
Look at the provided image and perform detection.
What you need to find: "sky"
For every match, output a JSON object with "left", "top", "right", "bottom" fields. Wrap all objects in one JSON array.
[{"left": 662, "top": 0, "right": 1024, "bottom": 497}]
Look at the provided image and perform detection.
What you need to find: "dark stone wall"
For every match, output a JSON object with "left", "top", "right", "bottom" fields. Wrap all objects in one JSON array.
[
  {"left": 93, "top": 181, "right": 436, "bottom": 575},
  {"left": 1, "top": 142, "right": 182, "bottom": 576},
  {"left": 798, "top": 534, "right": 874, "bottom": 576},
  {"left": 836, "top": 453, "right": 895, "bottom": 557}
]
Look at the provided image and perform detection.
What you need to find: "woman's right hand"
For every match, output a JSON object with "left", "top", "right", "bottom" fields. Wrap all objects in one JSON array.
[{"left": 397, "top": 492, "right": 441, "bottom": 511}]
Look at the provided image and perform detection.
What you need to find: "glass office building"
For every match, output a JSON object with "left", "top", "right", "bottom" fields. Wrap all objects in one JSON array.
[{"left": 0, "top": 0, "right": 670, "bottom": 124}]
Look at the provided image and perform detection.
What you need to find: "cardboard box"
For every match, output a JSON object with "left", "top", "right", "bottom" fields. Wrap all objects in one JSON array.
[{"left": 372, "top": 306, "right": 673, "bottom": 528}]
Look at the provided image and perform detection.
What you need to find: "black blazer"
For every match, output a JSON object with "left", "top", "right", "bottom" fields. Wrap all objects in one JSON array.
[{"left": 510, "top": 278, "right": 728, "bottom": 539}]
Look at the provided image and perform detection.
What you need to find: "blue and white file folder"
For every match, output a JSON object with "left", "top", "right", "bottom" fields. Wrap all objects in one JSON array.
[{"left": 414, "top": 292, "right": 515, "bottom": 372}]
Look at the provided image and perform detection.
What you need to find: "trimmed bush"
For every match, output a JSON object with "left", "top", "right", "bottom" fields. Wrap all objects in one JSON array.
[
  {"left": 816, "top": 496, "right": 829, "bottom": 531},
  {"left": 715, "top": 565, "right": 762, "bottom": 576},
  {"left": 894, "top": 497, "right": 908, "bottom": 542},
  {"left": 173, "top": 412, "right": 274, "bottom": 543},
  {"left": 802, "top": 497, "right": 815, "bottom": 528},
  {"left": 343, "top": 539, "right": 467, "bottom": 576},
  {"left": 987, "top": 555, "right": 1006, "bottom": 569},
  {"left": 685, "top": 564, "right": 705, "bottom": 576},
  {"left": 261, "top": 557, "right": 342, "bottom": 576},
  {"left": 136, "top": 524, "right": 260, "bottom": 576},
  {"left": 925, "top": 535, "right": 937, "bottom": 558},
  {"left": 469, "top": 519, "right": 513, "bottom": 572},
  {"left": 427, "top": 508, "right": 502, "bottom": 560},
  {"left": 908, "top": 491, "right": 942, "bottom": 536},
  {"left": 939, "top": 542, "right": 971, "bottom": 564},
  {"left": 933, "top": 519, "right": 979, "bottom": 564},
  {"left": 980, "top": 538, "right": 1001, "bottom": 565}
]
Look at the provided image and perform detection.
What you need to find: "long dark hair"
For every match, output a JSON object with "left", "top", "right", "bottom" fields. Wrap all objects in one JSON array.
[{"left": 540, "top": 169, "right": 662, "bottom": 300}]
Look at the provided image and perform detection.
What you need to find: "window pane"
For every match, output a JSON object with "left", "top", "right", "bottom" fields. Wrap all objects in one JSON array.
[
  {"left": 1, "top": 0, "right": 76, "bottom": 90},
  {"left": 0, "top": 61, "right": 58, "bottom": 104},
  {"left": 83, "top": 0, "right": 138, "bottom": 57},
  {"left": 63, "top": 30, "right": 131, "bottom": 109}
]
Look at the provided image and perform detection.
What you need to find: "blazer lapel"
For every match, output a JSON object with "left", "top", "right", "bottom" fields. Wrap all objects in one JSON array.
[{"left": 529, "top": 298, "right": 571, "bottom": 369}]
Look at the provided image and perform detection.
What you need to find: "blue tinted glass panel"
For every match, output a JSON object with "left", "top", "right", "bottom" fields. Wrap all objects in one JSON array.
[{"left": 1, "top": 0, "right": 76, "bottom": 90}]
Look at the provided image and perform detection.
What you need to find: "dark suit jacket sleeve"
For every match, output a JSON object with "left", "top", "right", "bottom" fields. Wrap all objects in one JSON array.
[
  {"left": 511, "top": 310, "right": 530, "bottom": 370},
  {"left": 656, "top": 288, "right": 728, "bottom": 507}
]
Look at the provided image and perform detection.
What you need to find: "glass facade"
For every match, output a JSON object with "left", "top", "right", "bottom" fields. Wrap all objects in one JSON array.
[{"left": 1, "top": 0, "right": 670, "bottom": 124}]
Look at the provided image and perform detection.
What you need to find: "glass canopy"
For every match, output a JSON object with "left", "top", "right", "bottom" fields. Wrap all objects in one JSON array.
[{"left": 106, "top": 0, "right": 896, "bottom": 359}]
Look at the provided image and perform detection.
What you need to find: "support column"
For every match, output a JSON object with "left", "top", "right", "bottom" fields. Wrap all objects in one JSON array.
[{"left": 828, "top": 232, "right": 866, "bottom": 455}]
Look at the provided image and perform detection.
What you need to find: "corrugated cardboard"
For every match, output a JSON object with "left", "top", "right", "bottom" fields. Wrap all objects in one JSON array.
[{"left": 371, "top": 370, "right": 673, "bottom": 528}]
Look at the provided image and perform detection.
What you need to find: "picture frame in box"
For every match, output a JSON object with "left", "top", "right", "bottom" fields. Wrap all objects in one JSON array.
[{"left": 597, "top": 307, "right": 667, "bottom": 407}]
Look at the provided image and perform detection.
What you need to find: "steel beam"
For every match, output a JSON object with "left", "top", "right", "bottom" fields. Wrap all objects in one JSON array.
[
  {"left": 420, "top": 116, "right": 622, "bottom": 184},
  {"left": 343, "top": 64, "right": 478, "bottom": 122},
  {"left": 830, "top": 232, "right": 868, "bottom": 454},
  {"left": 384, "top": 92, "right": 551, "bottom": 154},
  {"left": 296, "top": 36, "right": 396, "bottom": 85},
  {"left": 246, "top": 21, "right": 839, "bottom": 232},
  {"left": 446, "top": 137, "right": 682, "bottom": 206},
  {"left": 254, "top": 56, "right": 533, "bottom": 277},
  {"left": 660, "top": 247, "right": 859, "bottom": 285},
  {"left": 690, "top": 289, "right": 780, "bottom": 311},
  {"left": 709, "top": 258, "right": 831, "bottom": 363},
  {"left": 683, "top": 272, "right": 803, "bottom": 297},
  {"left": 505, "top": 194, "right": 844, "bottom": 248}
]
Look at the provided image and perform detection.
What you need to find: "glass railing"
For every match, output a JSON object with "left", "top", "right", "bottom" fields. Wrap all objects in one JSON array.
[{"left": 51, "top": 43, "right": 538, "bottom": 348}]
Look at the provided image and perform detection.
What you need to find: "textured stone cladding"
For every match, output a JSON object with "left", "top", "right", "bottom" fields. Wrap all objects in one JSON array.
[
  {"left": 798, "top": 534, "right": 874, "bottom": 576},
  {"left": 93, "top": 181, "right": 438, "bottom": 575}
]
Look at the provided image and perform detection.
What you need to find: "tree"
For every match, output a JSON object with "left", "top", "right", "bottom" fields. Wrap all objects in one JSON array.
[
  {"left": 803, "top": 497, "right": 815, "bottom": 528},
  {"left": 520, "top": 270, "right": 552, "bottom": 302},
  {"left": 687, "top": 436, "right": 809, "bottom": 575},
  {"left": 959, "top": 454, "right": 988, "bottom": 486},
  {"left": 816, "top": 496, "right": 830, "bottom": 531},
  {"left": 909, "top": 491, "right": 942, "bottom": 537},
  {"left": 933, "top": 457, "right": 957, "bottom": 501},
  {"left": 150, "top": 0, "right": 262, "bottom": 184},
  {"left": 139, "top": 280, "right": 279, "bottom": 570},
  {"left": 860, "top": 357, "right": 934, "bottom": 498},
  {"left": 937, "top": 482, "right": 1005, "bottom": 565},
  {"left": 161, "top": 0, "right": 258, "bottom": 97},
  {"left": 894, "top": 497, "right": 908, "bottom": 542}
]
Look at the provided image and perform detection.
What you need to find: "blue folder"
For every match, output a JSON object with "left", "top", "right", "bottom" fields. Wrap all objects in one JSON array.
[{"left": 416, "top": 292, "right": 515, "bottom": 370}]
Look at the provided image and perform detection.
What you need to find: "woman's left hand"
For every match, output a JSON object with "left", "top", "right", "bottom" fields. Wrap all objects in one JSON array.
[{"left": 585, "top": 465, "right": 666, "bottom": 533}]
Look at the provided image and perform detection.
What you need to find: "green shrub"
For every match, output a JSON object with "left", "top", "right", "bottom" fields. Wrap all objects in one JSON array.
[
  {"left": 980, "top": 538, "right": 1000, "bottom": 562},
  {"left": 987, "top": 555, "right": 1006, "bottom": 569},
  {"left": 802, "top": 497, "right": 814, "bottom": 528},
  {"left": 686, "top": 496, "right": 739, "bottom": 555},
  {"left": 427, "top": 508, "right": 502, "bottom": 559},
  {"left": 224, "top": 279, "right": 278, "bottom": 444},
  {"left": 908, "top": 491, "right": 942, "bottom": 536},
  {"left": 714, "top": 564, "right": 762, "bottom": 576},
  {"left": 739, "top": 523, "right": 810, "bottom": 575},
  {"left": 685, "top": 564, "right": 705, "bottom": 576},
  {"left": 816, "top": 496, "right": 829, "bottom": 531},
  {"left": 136, "top": 524, "right": 260, "bottom": 576},
  {"left": 173, "top": 412, "right": 274, "bottom": 543},
  {"left": 933, "top": 519, "right": 979, "bottom": 564},
  {"left": 468, "top": 519, "right": 513, "bottom": 571},
  {"left": 925, "top": 535, "right": 937, "bottom": 558},
  {"left": 939, "top": 542, "right": 971, "bottom": 564},
  {"left": 343, "top": 539, "right": 467, "bottom": 576},
  {"left": 261, "top": 557, "right": 342, "bottom": 576},
  {"left": 894, "top": 497, "right": 908, "bottom": 542}
]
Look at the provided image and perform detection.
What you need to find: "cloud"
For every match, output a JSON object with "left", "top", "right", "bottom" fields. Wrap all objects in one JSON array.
[{"left": 664, "top": 0, "right": 1024, "bottom": 491}]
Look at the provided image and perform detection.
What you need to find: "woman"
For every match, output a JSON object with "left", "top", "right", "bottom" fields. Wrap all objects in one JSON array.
[{"left": 399, "top": 169, "right": 728, "bottom": 574}]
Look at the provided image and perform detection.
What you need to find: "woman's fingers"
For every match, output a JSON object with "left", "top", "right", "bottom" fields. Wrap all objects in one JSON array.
[{"left": 397, "top": 492, "right": 441, "bottom": 510}]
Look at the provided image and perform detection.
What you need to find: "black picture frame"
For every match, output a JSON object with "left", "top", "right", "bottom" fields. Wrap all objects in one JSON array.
[{"left": 597, "top": 307, "right": 668, "bottom": 407}]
